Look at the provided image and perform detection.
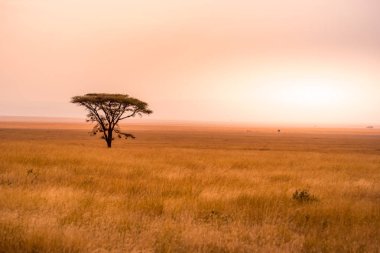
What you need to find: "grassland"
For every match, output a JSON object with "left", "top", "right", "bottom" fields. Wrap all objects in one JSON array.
[{"left": 0, "top": 122, "right": 379, "bottom": 252}]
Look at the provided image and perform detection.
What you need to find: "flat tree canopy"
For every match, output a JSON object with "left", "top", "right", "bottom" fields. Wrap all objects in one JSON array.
[{"left": 71, "top": 93, "right": 152, "bottom": 148}]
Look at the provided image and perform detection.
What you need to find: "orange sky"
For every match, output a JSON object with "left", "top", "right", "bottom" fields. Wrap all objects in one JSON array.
[{"left": 1, "top": 0, "right": 379, "bottom": 125}]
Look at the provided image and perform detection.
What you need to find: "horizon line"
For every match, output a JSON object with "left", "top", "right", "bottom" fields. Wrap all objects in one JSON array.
[{"left": 0, "top": 115, "right": 379, "bottom": 129}]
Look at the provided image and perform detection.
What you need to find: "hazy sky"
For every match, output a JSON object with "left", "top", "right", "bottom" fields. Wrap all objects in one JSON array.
[{"left": 1, "top": 0, "right": 380, "bottom": 125}]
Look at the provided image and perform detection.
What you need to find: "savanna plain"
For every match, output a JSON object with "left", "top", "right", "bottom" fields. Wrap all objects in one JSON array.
[{"left": 0, "top": 122, "right": 379, "bottom": 253}]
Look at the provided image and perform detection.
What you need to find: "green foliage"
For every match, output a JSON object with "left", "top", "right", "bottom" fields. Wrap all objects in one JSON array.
[
  {"left": 71, "top": 93, "right": 152, "bottom": 115},
  {"left": 71, "top": 93, "right": 152, "bottom": 147}
]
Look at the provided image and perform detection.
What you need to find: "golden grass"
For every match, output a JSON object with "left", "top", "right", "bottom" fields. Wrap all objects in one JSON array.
[{"left": 0, "top": 123, "right": 379, "bottom": 252}]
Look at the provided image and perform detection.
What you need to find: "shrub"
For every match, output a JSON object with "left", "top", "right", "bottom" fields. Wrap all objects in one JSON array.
[{"left": 292, "top": 189, "right": 317, "bottom": 203}]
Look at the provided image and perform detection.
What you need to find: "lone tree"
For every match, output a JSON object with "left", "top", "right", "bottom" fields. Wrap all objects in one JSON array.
[{"left": 71, "top": 93, "right": 152, "bottom": 148}]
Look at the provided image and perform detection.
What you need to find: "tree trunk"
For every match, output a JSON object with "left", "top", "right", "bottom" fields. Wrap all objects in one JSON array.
[{"left": 106, "top": 129, "right": 113, "bottom": 148}]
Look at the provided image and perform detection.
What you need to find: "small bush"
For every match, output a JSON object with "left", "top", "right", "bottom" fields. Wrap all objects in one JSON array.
[{"left": 292, "top": 189, "right": 317, "bottom": 203}]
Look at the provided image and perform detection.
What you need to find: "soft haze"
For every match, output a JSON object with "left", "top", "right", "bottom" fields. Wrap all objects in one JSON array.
[{"left": 1, "top": 0, "right": 380, "bottom": 125}]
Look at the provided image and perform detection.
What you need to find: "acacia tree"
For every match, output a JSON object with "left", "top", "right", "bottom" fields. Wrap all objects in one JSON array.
[{"left": 71, "top": 93, "right": 152, "bottom": 148}]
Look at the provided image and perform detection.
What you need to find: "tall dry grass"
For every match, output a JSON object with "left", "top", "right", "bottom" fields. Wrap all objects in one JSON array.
[{"left": 0, "top": 125, "right": 379, "bottom": 252}]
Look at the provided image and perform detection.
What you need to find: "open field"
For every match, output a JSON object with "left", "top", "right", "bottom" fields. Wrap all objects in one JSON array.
[{"left": 0, "top": 122, "right": 380, "bottom": 252}]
